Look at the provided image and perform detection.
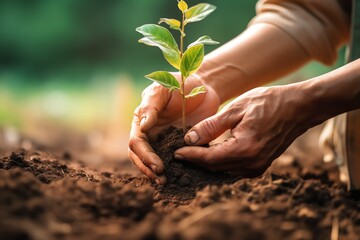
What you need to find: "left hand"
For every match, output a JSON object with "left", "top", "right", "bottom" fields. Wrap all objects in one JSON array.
[
  {"left": 128, "top": 73, "right": 220, "bottom": 184},
  {"left": 174, "top": 85, "right": 312, "bottom": 177}
]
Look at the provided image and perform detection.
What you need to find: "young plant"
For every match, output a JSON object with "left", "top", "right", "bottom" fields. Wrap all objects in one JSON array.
[{"left": 136, "top": 0, "right": 218, "bottom": 133}]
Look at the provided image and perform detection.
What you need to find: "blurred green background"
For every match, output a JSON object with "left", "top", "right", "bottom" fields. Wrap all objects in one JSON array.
[{"left": 0, "top": 0, "right": 345, "bottom": 154}]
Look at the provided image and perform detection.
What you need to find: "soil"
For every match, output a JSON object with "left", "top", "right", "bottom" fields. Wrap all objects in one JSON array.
[
  {"left": 1, "top": 126, "right": 360, "bottom": 240},
  {"left": 151, "top": 126, "right": 235, "bottom": 205}
]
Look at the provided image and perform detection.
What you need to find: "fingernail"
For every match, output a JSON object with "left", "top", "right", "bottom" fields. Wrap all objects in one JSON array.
[
  {"left": 140, "top": 117, "right": 146, "bottom": 128},
  {"left": 174, "top": 153, "right": 184, "bottom": 160},
  {"left": 186, "top": 131, "right": 199, "bottom": 144},
  {"left": 150, "top": 164, "right": 157, "bottom": 173},
  {"left": 155, "top": 178, "right": 160, "bottom": 185}
]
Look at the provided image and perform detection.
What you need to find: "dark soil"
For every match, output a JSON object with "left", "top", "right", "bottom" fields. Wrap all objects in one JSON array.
[
  {"left": 151, "top": 126, "right": 235, "bottom": 205},
  {"left": 1, "top": 127, "right": 360, "bottom": 240}
]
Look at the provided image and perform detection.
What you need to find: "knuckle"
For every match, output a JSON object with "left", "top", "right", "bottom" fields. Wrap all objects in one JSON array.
[
  {"left": 128, "top": 137, "right": 140, "bottom": 150},
  {"left": 146, "top": 82, "right": 164, "bottom": 96},
  {"left": 226, "top": 105, "right": 241, "bottom": 118},
  {"left": 141, "top": 85, "right": 153, "bottom": 98},
  {"left": 201, "top": 118, "right": 218, "bottom": 139},
  {"left": 141, "top": 83, "right": 165, "bottom": 102},
  {"left": 142, "top": 105, "right": 159, "bottom": 115},
  {"left": 134, "top": 106, "right": 142, "bottom": 116},
  {"left": 152, "top": 82, "right": 164, "bottom": 91}
]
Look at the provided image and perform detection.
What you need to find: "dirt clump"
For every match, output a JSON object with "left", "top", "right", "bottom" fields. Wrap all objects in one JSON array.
[{"left": 151, "top": 126, "right": 235, "bottom": 205}]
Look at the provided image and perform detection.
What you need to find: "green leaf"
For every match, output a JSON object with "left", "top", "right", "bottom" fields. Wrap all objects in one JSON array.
[
  {"left": 136, "top": 24, "right": 178, "bottom": 50},
  {"left": 145, "top": 71, "right": 180, "bottom": 90},
  {"left": 138, "top": 38, "right": 181, "bottom": 69},
  {"left": 185, "top": 3, "right": 216, "bottom": 24},
  {"left": 186, "top": 86, "right": 207, "bottom": 99},
  {"left": 178, "top": 0, "right": 188, "bottom": 12},
  {"left": 188, "top": 35, "right": 219, "bottom": 49},
  {"left": 136, "top": 24, "right": 180, "bottom": 69},
  {"left": 158, "top": 18, "right": 181, "bottom": 31},
  {"left": 158, "top": 18, "right": 185, "bottom": 36},
  {"left": 180, "top": 44, "right": 204, "bottom": 78}
]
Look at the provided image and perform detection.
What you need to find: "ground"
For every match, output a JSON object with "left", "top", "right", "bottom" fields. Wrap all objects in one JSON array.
[{"left": 0, "top": 125, "right": 360, "bottom": 240}]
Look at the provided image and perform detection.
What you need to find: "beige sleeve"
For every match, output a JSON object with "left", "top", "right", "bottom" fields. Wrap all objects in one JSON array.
[{"left": 249, "top": 0, "right": 351, "bottom": 65}]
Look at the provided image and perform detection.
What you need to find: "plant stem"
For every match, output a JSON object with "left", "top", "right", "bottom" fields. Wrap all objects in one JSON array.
[
  {"left": 181, "top": 78, "right": 186, "bottom": 133},
  {"left": 180, "top": 11, "right": 186, "bottom": 133}
]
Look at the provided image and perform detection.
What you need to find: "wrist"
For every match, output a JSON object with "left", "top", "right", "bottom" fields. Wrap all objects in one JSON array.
[
  {"left": 293, "top": 61, "right": 360, "bottom": 128},
  {"left": 288, "top": 81, "right": 329, "bottom": 129}
]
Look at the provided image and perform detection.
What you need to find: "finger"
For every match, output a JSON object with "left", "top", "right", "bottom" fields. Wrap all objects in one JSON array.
[
  {"left": 128, "top": 149, "right": 161, "bottom": 183},
  {"left": 184, "top": 110, "right": 243, "bottom": 146},
  {"left": 128, "top": 149, "right": 167, "bottom": 184},
  {"left": 175, "top": 137, "right": 240, "bottom": 166},
  {"left": 175, "top": 137, "right": 269, "bottom": 178},
  {"left": 129, "top": 136, "right": 165, "bottom": 174},
  {"left": 176, "top": 134, "right": 263, "bottom": 164},
  {"left": 138, "top": 84, "right": 170, "bottom": 132},
  {"left": 129, "top": 114, "right": 165, "bottom": 176},
  {"left": 139, "top": 108, "right": 158, "bottom": 133},
  {"left": 174, "top": 144, "right": 263, "bottom": 175}
]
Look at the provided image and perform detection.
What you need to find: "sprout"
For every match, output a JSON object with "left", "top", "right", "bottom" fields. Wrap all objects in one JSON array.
[{"left": 136, "top": 0, "right": 218, "bottom": 132}]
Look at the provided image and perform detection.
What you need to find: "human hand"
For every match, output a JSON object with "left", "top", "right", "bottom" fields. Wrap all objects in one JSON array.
[
  {"left": 174, "top": 85, "right": 311, "bottom": 177},
  {"left": 128, "top": 73, "right": 221, "bottom": 184}
]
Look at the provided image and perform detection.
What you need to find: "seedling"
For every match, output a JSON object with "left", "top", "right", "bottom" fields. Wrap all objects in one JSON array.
[{"left": 136, "top": 0, "right": 218, "bottom": 132}]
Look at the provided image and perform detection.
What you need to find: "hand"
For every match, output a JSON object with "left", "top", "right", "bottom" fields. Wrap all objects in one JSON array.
[
  {"left": 128, "top": 73, "right": 221, "bottom": 184},
  {"left": 174, "top": 85, "right": 311, "bottom": 177}
]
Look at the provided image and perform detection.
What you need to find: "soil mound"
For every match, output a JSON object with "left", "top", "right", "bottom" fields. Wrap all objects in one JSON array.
[{"left": 151, "top": 126, "right": 235, "bottom": 205}]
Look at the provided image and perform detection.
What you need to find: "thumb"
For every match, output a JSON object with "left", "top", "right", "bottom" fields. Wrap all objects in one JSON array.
[
  {"left": 185, "top": 112, "right": 237, "bottom": 145},
  {"left": 138, "top": 83, "right": 170, "bottom": 132},
  {"left": 139, "top": 107, "right": 159, "bottom": 133}
]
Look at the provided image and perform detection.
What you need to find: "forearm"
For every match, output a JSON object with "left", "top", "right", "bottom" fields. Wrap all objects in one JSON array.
[
  {"left": 297, "top": 59, "right": 360, "bottom": 127},
  {"left": 196, "top": 23, "right": 311, "bottom": 103}
]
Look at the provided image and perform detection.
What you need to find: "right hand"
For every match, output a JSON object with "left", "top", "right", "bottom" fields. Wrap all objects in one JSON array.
[{"left": 128, "top": 73, "right": 221, "bottom": 184}]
